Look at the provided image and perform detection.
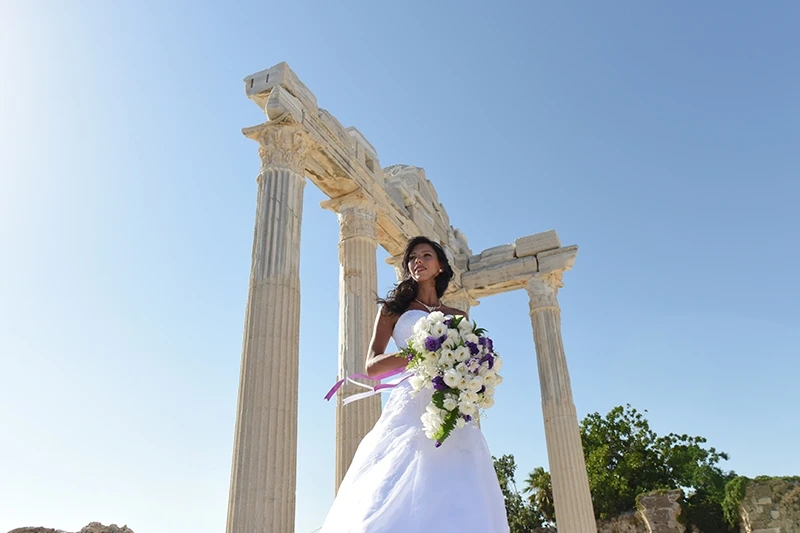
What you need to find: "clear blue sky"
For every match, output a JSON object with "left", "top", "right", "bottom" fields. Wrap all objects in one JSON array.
[{"left": 2, "top": 1, "right": 798, "bottom": 532}]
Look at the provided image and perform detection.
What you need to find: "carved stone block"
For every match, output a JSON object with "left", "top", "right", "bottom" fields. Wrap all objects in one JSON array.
[{"left": 515, "top": 230, "right": 561, "bottom": 258}]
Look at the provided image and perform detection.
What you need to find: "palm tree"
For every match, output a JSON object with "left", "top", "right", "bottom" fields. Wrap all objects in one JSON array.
[{"left": 523, "top": 467, "right": 555, "bottom": 524}]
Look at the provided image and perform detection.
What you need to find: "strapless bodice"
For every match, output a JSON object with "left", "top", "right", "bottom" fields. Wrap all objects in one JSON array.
[{"left": 391, "top": 309, "right": 429, "bottom": 350}]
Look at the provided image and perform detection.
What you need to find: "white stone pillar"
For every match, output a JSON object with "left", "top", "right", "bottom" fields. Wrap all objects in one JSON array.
[
  {"left": 227, "top": 124, "right": 311, "bottom": 533},
  {"left": 526, "top": 272, "right": 597, "bottom": 533},
  {"left": 322, "top": 192, "right": 382, "bottom": 492},
  {"left": 442, "top": 288, "right": 474, "bottom": 317}
]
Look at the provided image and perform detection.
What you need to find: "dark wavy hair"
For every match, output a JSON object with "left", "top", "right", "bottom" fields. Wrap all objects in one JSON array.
[{"left": 377, "top": 236, "right": 454, "bottom": 315}]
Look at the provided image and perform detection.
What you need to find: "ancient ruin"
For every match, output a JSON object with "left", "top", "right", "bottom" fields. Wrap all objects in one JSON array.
[{"left": 226, "top": 62, "right": 595, "bottom": 533}]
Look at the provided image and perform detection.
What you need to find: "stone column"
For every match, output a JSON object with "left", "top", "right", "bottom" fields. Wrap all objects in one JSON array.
[
  {"left": 322, "top": 192, "right": 382, "bottom": 492},
  {"left": 526, "top": 271, "right": 597, "bottom": 533},
  {"left": 227, "top": 124, "right": 311, "bottom": 533},
  {"left": 442, "top": 288, "right": 474, "bottom": 317}
]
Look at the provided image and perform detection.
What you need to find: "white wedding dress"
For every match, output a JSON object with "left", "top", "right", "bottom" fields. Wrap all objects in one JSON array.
[{"left": 320, "top": 309, "right": 510, "bottom": 533}]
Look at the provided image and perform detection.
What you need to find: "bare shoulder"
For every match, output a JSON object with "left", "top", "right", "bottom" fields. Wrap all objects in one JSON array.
[{"left": 376, "top": 305, "right": 402, "bottom": 328}]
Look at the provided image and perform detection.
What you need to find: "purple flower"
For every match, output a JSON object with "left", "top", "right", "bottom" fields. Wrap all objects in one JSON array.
[
  {"left": 466, "top": 341, "right": 479, "bottom": 355},
  {"left": 425, "top": 336, "right": 441, "bottom": 352},
  {"left": 438, "top": 334, "right": 448, "bottom": 344},
  {"left": 444, "top": 317, "right": 454, "bottom": 328},
  {"left": 463, "top": 415, "right": 472, "bottom": 423},
  {"left": 479, "top": 385, "right": 486, "bottom": 394},
  {"left": 435, "top": 440, "right": 442, "bottom": 448},
  {"left": 480, "top": 353, "right": 494, "bottom": 369},
  {"left": 432, "top": 376, "right": 447, "bottom": 391}
]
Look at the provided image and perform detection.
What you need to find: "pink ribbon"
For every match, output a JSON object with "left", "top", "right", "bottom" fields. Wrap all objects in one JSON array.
[{"left": 324, "top": 367, "right": 411, "bottom": 404}]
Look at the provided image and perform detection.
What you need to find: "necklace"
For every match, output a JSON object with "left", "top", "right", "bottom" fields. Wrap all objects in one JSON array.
[{"left": 415, "top": 298, "right": 441, "bottom": 312}]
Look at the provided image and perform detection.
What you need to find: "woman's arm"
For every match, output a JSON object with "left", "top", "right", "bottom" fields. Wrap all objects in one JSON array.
[{"left": 364, "top": 308, "right": 408, "bottom": 378}]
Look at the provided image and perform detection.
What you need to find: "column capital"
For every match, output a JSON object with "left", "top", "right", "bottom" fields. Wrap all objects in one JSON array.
[
  {"left": 385, "top": 253, "right": 407, "bottom": 281},
  {"left": 243, "top": 123, "right": 313, "bottom": 172},
  {"left": 322, "top": 190, "right": 378, "bottom": 242},
  {"left": 526, "top": 272, "right": 564, "bottom": 313}
]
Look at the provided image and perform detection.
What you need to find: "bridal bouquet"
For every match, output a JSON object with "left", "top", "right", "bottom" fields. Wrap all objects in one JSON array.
[{"left": 402, "top": 311, "right": 503, "bottom": 447}]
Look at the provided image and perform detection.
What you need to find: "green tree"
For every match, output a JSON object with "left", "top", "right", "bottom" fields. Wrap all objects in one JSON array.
[
  {"left": 493, "top": 454, "right": 544, "bottom": 533},
  {"left": 519, "top": 405, "right": 737, "bottom": 531},
  {"left": 522, "top": 467, "right": 555, "bottom": 524}
]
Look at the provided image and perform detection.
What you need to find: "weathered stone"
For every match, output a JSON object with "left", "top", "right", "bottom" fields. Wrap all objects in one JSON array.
[
  {"left": 516, "top": 230, "right": 561, "bottom": 258},
  {"left": 538, "top": 245, "right": 578, "bottom": 274},
  {"left": 526, "top": 274, "right": 596, "bottom": 533},
  {"left": 321, "top": 191, "right": 382, "bottom": 491},
  {"left": 740, "top": 478, "right": 800, "bottom": 533},
  {"left": 596, "top": 513, "right": 644, "bottom": 533},
  {"left": 245, "top": 62, "right": 318, "bottom": 113},
  {"left": 462, "top": 256, "right": 539, "bottom": 298},
  {"left": 468, "top": 243, "right": 516, "bottom": 269},
  {"left": 79, "top": 524, "right": 134, "bottom": 533},
  {"left": 637, "top": 490, "right": 685, "bottom": 533},
  {"left": 9, "top": 523, "right": 134, "bottom": 533}
]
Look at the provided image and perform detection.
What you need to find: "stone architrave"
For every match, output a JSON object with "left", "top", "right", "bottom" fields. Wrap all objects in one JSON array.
[
  {"left": 526, "top": 271, "right": 597, "bottom": 533},
  {"left": 227, "top": 124, "right": 311, "bottom": 533},
  {"left": 321, "top": 191, "right": 383, "bottom": 491}
]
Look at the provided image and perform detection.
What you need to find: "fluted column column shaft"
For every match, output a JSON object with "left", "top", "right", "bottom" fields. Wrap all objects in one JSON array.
[
  {"left": 227, "top": 125, "right": 311, "bottom": 533},
  {"left": 526, "top": 274, "right": 597, "bottom": 533},
  {"left": 323, "top": 198, "right": 382, "bottom": 491}
]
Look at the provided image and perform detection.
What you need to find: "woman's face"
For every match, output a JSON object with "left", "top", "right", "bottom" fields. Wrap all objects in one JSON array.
[{"left": 408, "top": 243, "right": 442, "bottom": 283}]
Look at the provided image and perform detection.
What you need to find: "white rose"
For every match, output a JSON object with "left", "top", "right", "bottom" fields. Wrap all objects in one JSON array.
[
  {"left": 440, "top": 349, "right": 456, "bottom": 366},
  {"left": 429, "top": 310, "right": 445, "bottom": 323},
  {"left": 459, "top": 401, "right": 477, "bottom": 417},
  {"left": 480, "top": 396, "right": 495, "bottom": 409},
  {"left": 409, "top": 375, "right": 425, "bottom": 391},
  {"left": 456, "top": 374, "right": 469, "bottom": 390},
  {"left": 493, "top": 355, "right": 503, "bottom": 371},
  {"left": 442, "top": 337, "right": 456, "bottom": 350},
  {"left": 494, "top": 374, "right": 503, "bottom": 385},
  {"left": 442, "top": 397, "right": 458, "bottom": 411},
  {"left": 422, "top": 360, "right": 438, "bottom": 377},
  {"left": 457, "top": 318, "right": 475, "bottom": 335},
  {"left": 443, "top": 369, "right": 460, "bottom": 388},
  {"left": 465, "top": 333, "right": 479, "bottom": 345},
  {"left": 483, "top": 384, "right": 496, "bottom": 397},
  {"left": 447, "top": 328, "right": 460, "bottom": 342},
  {"left": 483, "top": 371, "right": 497, "bottom": 386},
  {"left": 468, "top": 376, "right": 484, "bottom": 392},
  {"left": 412, "top": 331, "right": 428, "bottom": 350},
  {"left": 455, "top": 362, "right": 468, "bottom": 374},
  {"left": 460, "top": 390, "right": 479, "bottom": 404},
  {"left": 431, "top": 322, "right": 447, "bottom": 337},
  {"left": 455, "top": 346, "right": 471, "bottom": 362},
  {"left": 456, "top": 417, "right": 466, "bottom": 429},
  {"left": 426, "top": 404, "right": 442, "bottom": 415}
]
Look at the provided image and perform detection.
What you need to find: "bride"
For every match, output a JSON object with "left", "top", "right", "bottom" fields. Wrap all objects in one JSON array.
[{"left": 320, "top": 236, "right": 510, "bottom": 532}]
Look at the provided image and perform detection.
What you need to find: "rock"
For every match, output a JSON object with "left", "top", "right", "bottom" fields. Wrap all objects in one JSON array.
[{"left": 7, "top": 523, "right": 133, "bottom": 533}]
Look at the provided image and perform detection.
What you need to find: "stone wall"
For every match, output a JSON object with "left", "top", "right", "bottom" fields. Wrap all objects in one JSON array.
[
  {"left": 739, "top": 477, "right": 800, "bottom": 533},
  {"left": 529, "top": 480, "right": 800, "bottom": 533},
  {"left": 532, "top": 490, "right": 684, "bottom": 533}
]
